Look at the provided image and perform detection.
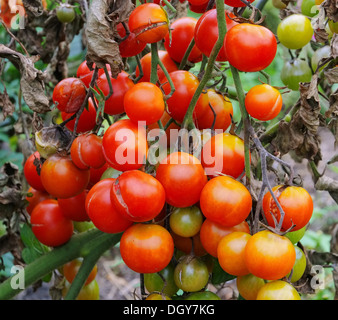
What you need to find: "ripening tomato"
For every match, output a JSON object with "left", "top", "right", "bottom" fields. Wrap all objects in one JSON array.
[
  {"left": 63, "top": 279, "right": 100, "bottom": 300},
  {"left": 120, "top": 223, "right": 174, "bottom": 274},
  {"left": 25, "top": 187, "right": 52, "bottom": 215},
  {"left": 288, "top": 245, "right": 306, "bottom": 283},
  {"left": 200, "top": 132, "right": 247, "bottom": 178},
  {"left": 96, "top": 70, "right": 134, "bottom": 115},
  {"left": 128, "top": 3, "right": 169, "bottom": 44},
  {"left": 262, "top": 185, "right": 313, "bottom": 232},
  {"left": 57, "top": 190, "right": 90, "bottom": 222},
  {"left": 30, "top": 199, "right": 74, "bottom": 247},
  {"left": 110, "top": 170, "right": 166, "bottom": 222},
  {"left": 171, "top": 231, "right": 207, "bottom": 257},
  {"left": 217, "top": 232, "right": 251, "bottom": 276},
  {"left": 85, "top": 179, "right": 133, "bottom": 233},
  {"left": 53, "top": 77, "right": 87, "bottom": 114},
  {"left": 199, "top": 219, "right": 250, "bottom": 257},
  {"left": 40, "top": 155, "right": 90, "bottom": 199},
  {"left": 63, "top": 258, "right": 97, "bottom": 286},
  {"left": 256, "top": 280, "right": 301, "bottom": 300},
  {"left": 200, "top": 175, "right": 252, "bottom": 228},
  {"left": 194, "top": 89, "right": 233, "bottom": 131},
  {"left": 24, "top": 151, "right": 46, "bottom": 192},
  {"left": 70, "top": 134, "right": 106, "bottom": 170},
  {"left": 116, "top": 22, "right": 147, "bottom": 58},
  {"left": 61, "top": 97, "right": 97, "bottom": 133},
  {"left": 245, "top": 84, "right": 283, "bottom": 121},
  {"left": 161, "top": 70, "right": 209, "bottom": 123},
  {"left": 156, "top": 151, "right": 208, "bottom": 208},
  {"left": 124, "top": 82, "right": 165, "bottom": 125},
  {"left": 102, "top": 119, "right": 148, "bottom": 171},
  {"left": 224, "top": 23, "right": 277, "bottom": 72},
  {"left": 164, "top": 17, "right": 202, "bottom": 64},
  {"left": 277, "top": 14, "right": 314, "bottom": 50},
  {"left": 135, "top": 50, "right": 178, "bottom": 83},
  {"left": 194, "top": 9, "right": 238, "bottom": 62},
  {"left": 244, "top": 230, "right": 296, "bottom": 281},
  {"left": 146, "top": 293, "right": 172, "bottom": 300},
  {"left": 236, "top": 274, "right": 266, "bottom": 300}
]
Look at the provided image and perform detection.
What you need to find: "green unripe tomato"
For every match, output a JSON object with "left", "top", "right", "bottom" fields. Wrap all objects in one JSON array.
[
  {"left": 288, "top": 246, "right": 306, "bottom": 283},
  {"left": 185, "top": 291, "right": 221, "bottom": 300},
  {"left": 280, "top": 59, "right": 313, "bottom": 91},
  {"left": 56, "top": 4, "right": 76, "bottom": 23},
  {"left": 100, "top": 167, "right": 121, "bottom": 180},
  {"left": 272, "top": 0, "right": 287, "bottom": 9},
  {"left": 277, "top": 14, "right": 314, "bottom": 50},
  {"left": 328, "top": 20, "right": 338, "bottom": 34},
  {"left": 301, "top": 0, "right": 319, "bottom": 17},
  {"left": 311, "top": 45, "right": 331, "bottom": 72},
  {"left": 285, "top": 225, "right": 307, "bottom": 244}
]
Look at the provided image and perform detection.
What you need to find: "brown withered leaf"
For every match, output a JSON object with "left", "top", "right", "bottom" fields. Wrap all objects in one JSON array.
[
  {"left": 331, "top": 33, "right": 338, "bottom": 58},
  {"left": 0, "top": 44, "right": 50, "bottom": 114},
  {"left": 324, "top": 66, "right": 338, "bottom": 84},
  {"left": 274, "top": 76, "right": 322, "bottom": 162},
  {"left": 86, "top": 0, "right": 134, "bottom": 79},
  {"left": 0, "top": 86, "right": 14, "bottom": 119},
  {"left": 321, "top": 0, "right": 338, "bottom": 22},
  {"left": 325, "top": 89, "right": 338, "bottom": 146}
]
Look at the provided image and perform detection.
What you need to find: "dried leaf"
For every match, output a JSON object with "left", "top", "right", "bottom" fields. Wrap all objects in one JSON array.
[
  {"left": 315, "top": 175, "right": 338, "bottom": 203},
  {"left": 0, "top": 44, "right": 50, "bottom": 113},
  {"left": 0, "top": 86, "right": 14, "bottom": 119},
  {"left": 325, "top": 89, "right": 338, "bottom": 146},
  {"left": 331, "top": 33, "right": 338, "bottom": 58},
  {"left": 321, "top": 0, "right": 338, "bottom": 22},
  {"left": 324, "top": 66, "right": 338, "bottom": 84}
]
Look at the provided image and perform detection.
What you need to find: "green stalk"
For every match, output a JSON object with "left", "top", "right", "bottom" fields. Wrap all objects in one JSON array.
[{"left": 150, "top": 42, "right": 159, "bottom": 84}]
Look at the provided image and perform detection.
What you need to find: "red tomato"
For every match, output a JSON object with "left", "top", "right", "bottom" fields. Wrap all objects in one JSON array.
[
  {"left": 224, "top": 23, "right": 277, "bottom": 72},
  {"left": 200, "top": 132, "right": 247, "bottom": 178},
  {"left": 88, "top": 162, "right": 110, "bottom": 188},
  {"left": 245, "top": 84, "right": 283, "bottom": 121},
  {"left": 128, "top": 3, "right": 169, "bottom": 44},
  {"left": 262, "top": 185, "right": 313, "bottom": 232},
  {"left": 194, "top": 89, "right": 233, "bottom": 131},
  {"left": 85, "top": 179, "right": 133, "bottom": 233},
  {"left": 25, "top": 187, "right": 52, "bottom": 215},
  {"left": 160, "top": 70, "right": 209, "bottom": 123},
  {"left": 53, "top": 77, "right": 87, "bottom": 114},
  {"left": 135, "top": 50, "right": 178, "bottom": 83},
  {"left": 217, "top": 231, "right": 251, "bottom": 276},
  {"left": 31, "top": 199, "right": 74, "bottom": 247},
  {"left": 244, "top": 230, "right": 296, "bottom": 280},
  {"left": 102, "top": 119, "right": 148, "bottom": 171},
  {"left": 76, "top": 61, "right": 95, "bottom": 88},
  {"left": 164, "top": 17, "right": 202, "bottom": 64},
  {"left": 110, "top": 170, "right": 166, "bottom": 222},
  {"left": 224, "top": 0, "right": 255, "bottom": 7},
  {"left": 57, "top": 190, "right": 90, "bottom": 222},
  {"left": 24, "top": 151, "right": 45, "bottom": 192},
  {"left": 70, "top": 133, "right": 106, "bottom": 170},
  {"left": 200, "top": 175, "right": 252, "bottom": 227},
  {"left": 40, "top": 155, "right": 90, "bottom": 199},
  {"left": 116, "top": 22, "right": 147, "bottom": 58},
  {"left": 120, "top": 223, "right": 174, "bottom": 273},
  {"left": 96, "top": 71, "right": 134, "bottom": 115},
  {"left": 124, "top": 82, "right": 165, "bottom": 125},
  {"left": 63, "top": 258, "right": 97, "bottom": 286},
  {"left": 156, "top": 151, "right": 208, "bottom": 208},
  {"left": 171, "top": 231, "right": 207, "bottom": 257},
  {"left": 199, "top": 219, "right": 250, "bottom": 257},
  {"left": 61, "top": 97, "right": 97, "bottom": 133},
  {"left": 188, "top": 0, "right": 209, "bottom": 4},
  {"left": 194, "top": 9, "right": 238, "bottom": 62}
]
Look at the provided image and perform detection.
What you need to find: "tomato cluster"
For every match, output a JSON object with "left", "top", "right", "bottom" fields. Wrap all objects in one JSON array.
[{"left": 21, "top": 0, "right": 320, "bottom": 301}]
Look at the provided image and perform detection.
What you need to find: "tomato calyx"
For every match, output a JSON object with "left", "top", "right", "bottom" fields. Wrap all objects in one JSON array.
[{"left": 230, "top": 6, "right": 266, "bottom": 25}]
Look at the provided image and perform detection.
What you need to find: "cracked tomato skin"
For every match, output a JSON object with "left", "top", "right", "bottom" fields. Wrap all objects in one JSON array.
[
  {"left": 24, "top": 151, "right": 46, "bottom": 192},
  {"left": 110, "top": 170, "right": 166, "bottom": 222},
  {"left": 120, "top": 223, "right": 174, "bottom": 274},
  {"left": 262, "top": 185, "right": 313, "bottom": 232},
  {"left": 128, "top": 3, "right": 169, "bottom": 44}
]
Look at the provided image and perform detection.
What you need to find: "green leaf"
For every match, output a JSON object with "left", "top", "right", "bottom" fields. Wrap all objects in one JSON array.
[{"left": 210, "top": 258, "right": 236, "bottom": 285}]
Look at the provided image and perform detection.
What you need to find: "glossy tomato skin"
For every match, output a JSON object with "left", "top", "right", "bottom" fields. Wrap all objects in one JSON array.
[
  {"left": 61, "top": 97, "right": 97, "bottom": 133},
  {"left": 128, "top": 3, "right": 169, "bottom": 44},
  {"left": 164, "top": 17, "right": 202, "bottom": 64},
  {"left": 236, "top": 274, "right": 265, "bottom": 300},
  {"left": 199, "top": 219, "right": 250, "bottom": 257},
  {"left": 171, "top": 231, "right": 207, "bottom": 257},
  {"left": 85, "top": 179, "right": 133, "bottom": 233},
  {"left": 262, "top": 185, "right": 313, "bottom": 232},
  {"left": 110, "top": 170, "right": 166, "bottom": 222},
  {"left": 102, "top": 119, "right": 148, "bottom": 171},
  {"left": 156, "top": 151, "right": 208, "bottom": 208},
  {"left": 201, "top": 132, "right": 247, "bottom": 179},
  {"left": 135, "top": 50, "right": 178, "bottom": 83},
  {"left": 53, "top": 77, "right": 87, "bottom": 114},
  {"left": 224, "top": 0, "right": 255, "bottom": 6},
  {"left": 244, "top": 230, "right": 296, "bottom": 281},
  {"left": 200, "top": 175, "right": 252, "bottom": 228},
  {"left": 24, "top": 151, "right": 45, "bottom": 192},
  {"left": 194, "top": 9, "right": 238, "bottom": 61},
  {"left": 30, "top": 199, "right": 74, "bottom": 247},
  {"left": 40, "top": 155, "right": 90, "bottom": 199},
  {"left": 161, "top": 70, "right": 209, "bottom": 123},
  {"left": 96, "top": 71, "right": 134, "bottom": 115},
  {"left": 256, "top": 280, "right": 301, "bottom": 300},
  {"left": 76, "top": 61, "right": 95, "bottom": 88},
  {"left": 245, "top": 84, "right": 283, "bottom": 121},
  {"left": 26, "top": 187, "right": 52, "bottom": 215},
  {"left": 120, "top": 223, "right": 174, "bottom": 274},
  {"left": 217, "top": 231, "right": 251, "bottom": 276},
  {"left": 224, "top": 23, "right": 277, "bottom": 72},
  {"left": 57, "top": 190, "right": 90, "bottom": 222},
  {"left": 124, "top": 82, "right": 165, "bottom": 125}
]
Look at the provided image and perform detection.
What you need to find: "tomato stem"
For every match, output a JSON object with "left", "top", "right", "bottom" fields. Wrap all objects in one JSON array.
[{"left": 179, "top": 38, "right": 196, "bottom": 70}]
